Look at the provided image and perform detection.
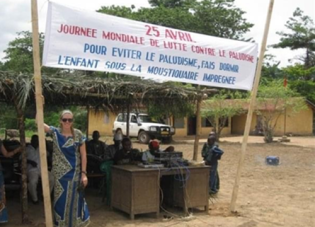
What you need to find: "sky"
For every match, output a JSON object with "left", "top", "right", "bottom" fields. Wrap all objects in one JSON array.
[{"left": 0, "top": 0, "right": 314, "bottom": 67}]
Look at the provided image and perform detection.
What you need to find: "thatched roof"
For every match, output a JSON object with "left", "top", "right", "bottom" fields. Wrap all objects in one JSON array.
[{"left": 0, "top": 71, "right": 216, "bottom": 111}]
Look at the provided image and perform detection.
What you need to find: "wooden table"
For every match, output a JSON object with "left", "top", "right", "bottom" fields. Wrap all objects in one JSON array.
[{"left": 111, "top": 165, "right": 210, "bottom": 219}]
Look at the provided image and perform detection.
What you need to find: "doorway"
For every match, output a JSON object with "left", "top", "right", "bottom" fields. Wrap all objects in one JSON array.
[{"left": 187, "top": 116, "right": 196, "bottom": 135}]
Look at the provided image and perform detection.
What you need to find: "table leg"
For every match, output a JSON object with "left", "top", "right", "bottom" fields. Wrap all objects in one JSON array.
[{"left": 130, "top": 213, "right": 134, "bottom": 220}]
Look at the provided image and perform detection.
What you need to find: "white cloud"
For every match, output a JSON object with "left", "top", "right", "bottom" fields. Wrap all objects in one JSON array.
[{"left": 0, "top": 0, "right": 314, "bottom": 67}]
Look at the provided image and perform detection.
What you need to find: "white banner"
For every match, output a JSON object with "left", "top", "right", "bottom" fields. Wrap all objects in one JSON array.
[{"left": 43, "top": 2, "right": 258, "bottom": 90}]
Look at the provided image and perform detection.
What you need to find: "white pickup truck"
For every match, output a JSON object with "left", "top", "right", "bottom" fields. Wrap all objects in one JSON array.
[{"left": 113, "top": 113, "right": 175, "bottom": 144}]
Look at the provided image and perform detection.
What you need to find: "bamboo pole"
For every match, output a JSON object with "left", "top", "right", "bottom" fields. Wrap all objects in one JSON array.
[
  {"left": 86, "top": 106, "right": 90, "bottom": 140},
  {"left": 126, "top": 101, "right": 130, "bottom": 137},
  {"left": 31, "top": 0, "right": 53, "bottom": 226},
  {"left": 193, "top": 96, "right": 202, "bottom": 161},
  {"left": 230, "top": 0, "right": 275, "bottom": 212},
  {"left": 13, "top": 99, "right": 29, "bottom": 223}
]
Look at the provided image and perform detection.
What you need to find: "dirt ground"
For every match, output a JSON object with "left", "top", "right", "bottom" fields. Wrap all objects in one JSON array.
[{"left": 4, "top": 136, "right": 315, "bottom": 227}]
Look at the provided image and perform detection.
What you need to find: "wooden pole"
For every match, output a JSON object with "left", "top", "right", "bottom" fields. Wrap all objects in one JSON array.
[
  {"left": 193, "top": 96, "right": 202, "bottom": 161},
  {"left": 31, "top": 0, "right": 53, "bottom": 226},
  {"left": 230, "top": 0, "right": 275, "bottom": 212},
  {"left": 126, "top": 101, "right": 130, "bottom": 137},
  {"left": 13, "top": 99, "right": 29, "bottom": 223},
  {"left": 86, "top": 105, "right": 90, "bottom": 140}
]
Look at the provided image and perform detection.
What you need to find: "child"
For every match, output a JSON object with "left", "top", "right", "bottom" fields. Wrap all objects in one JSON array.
[{"left": 201, "top": 135, "right": 223, "bottom": 194}]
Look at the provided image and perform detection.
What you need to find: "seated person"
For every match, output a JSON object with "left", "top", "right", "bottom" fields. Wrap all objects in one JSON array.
[
  {"left": 142, "top": 140, "right": 159, "bottom": 163},
  {"left": 103, "top": 130, "right": 123, "bottom": 161},
  {"left": 103, "top": 143, "right": 119, "bottom": 161},
  {"left": 113, "top": 138, "right": 142, "bottom": 165},
  {"left": 142, "top": 140, "right": 175, "bottom": 163},
  {"left": 87, "top": 130, "right": 107, "bottom": 158},
  {"left": 26, "top": 135, "right": 54, "bottom": 204},
  {"left": 113, "top": 129, "right": 123, "bottom": 148}
]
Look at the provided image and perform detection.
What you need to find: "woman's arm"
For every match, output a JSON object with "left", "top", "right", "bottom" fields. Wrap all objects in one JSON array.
[
  {"left": 80, "top": 143, "right": 88, "bottom": 187},
  {"left": 1, "top": 144, "right": 21, "bottom": 158},
  {"left": 43, "top": 123, "right": 51, "bottom": 133},
  {"left": 35, "top": 113, "right": 51, "bottom": 133}
]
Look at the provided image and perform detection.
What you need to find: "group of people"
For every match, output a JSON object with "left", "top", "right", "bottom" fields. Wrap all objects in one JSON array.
[
  {"left": 0, "top": 109, "right": 223, "bottom": 226},
  {"left": 86, "top": 129, "right": 123, "bottom": 162},
  {"left": 0, "top": 110, "right": 89, "bottom": 226},
  {"left": 86, "top": 129, "right": 174, "bottom": 166}
]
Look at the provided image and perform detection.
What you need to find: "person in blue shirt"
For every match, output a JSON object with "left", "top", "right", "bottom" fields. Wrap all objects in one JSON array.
[{"left": 201, "top": 135, "right": 223, "bottom": 194}]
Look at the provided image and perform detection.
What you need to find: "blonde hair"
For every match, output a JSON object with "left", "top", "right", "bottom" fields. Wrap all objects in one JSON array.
[{"left": 59, "top": 110, "right": 75, "bottom": 140}]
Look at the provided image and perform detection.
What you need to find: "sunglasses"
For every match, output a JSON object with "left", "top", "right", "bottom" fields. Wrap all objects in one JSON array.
[{"left": 62, "top": 118, "right": 73, "bottom": 123}]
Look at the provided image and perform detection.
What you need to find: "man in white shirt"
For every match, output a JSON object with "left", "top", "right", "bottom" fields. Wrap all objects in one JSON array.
[{"left": 26, "top": 135, "right": 54, "bottom": 204}]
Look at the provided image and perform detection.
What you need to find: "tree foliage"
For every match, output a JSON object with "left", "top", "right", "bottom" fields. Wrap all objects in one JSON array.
[
  {"left": 256, "top": 80, "right": 306, "bottom": 143},
  {"left": 98, "top": 0, "right": 253, "bottom": 40},
  {"left": 289, "top": 79, "right": 315, "bottom": 104},
  {"left": 272, "top": 8, "right": 315, "bottom": 69},
  {"left": 2, "top": 31, "right": 58, "bottom": 74},
  {"left": 201, "top": 90, "right": 246, "bottom": 140},
  {"left": 283, "top": 64, "right": 315, "bottom": 81},
  {"left": 149, "top": 0, "right": 189, "bottom": 8},
  {"left": 261, "top": 54, "right": 285, "bottom": 80}
]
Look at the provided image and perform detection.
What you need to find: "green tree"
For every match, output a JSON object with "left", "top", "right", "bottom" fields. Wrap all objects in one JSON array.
[
  {"left": 289, "top": 80, "right": 315, "bottom": 104},
  {"left": 148, "top": 0, "right": 188, "bottom": 8},
  {"left": 98, "top": 0, "right": 253, "bottom": 40},
  {"left": 272, "top": 8, "right": 315, "bottom": 70},
  {"left": 0, "top": 61, "right": 4, "bottom": 70},
  {"left": 0, "top": 104, "right": 19, "bottom": 130},
  {"left": 201, "top": 91, "right": 245, "bottom": 140},
  {"left": 2, "top": 31, "right": 58, "bottom": 74},
  {"left": 256, "top": 80, "right": 306, "bottom": 143},
  {"left": 261, "top": 54, "right": 284, "bottom": 80},
  {"left": 280, "top": 63, "right": 315, "bottom": 103},
  {"left": 283, "top": 64, "right": 315, "bottom": 81}
]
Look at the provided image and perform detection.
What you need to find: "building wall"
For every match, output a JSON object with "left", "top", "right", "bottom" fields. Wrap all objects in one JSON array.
[
  {"left": 173, "top": 117, "right": 231, "bottom": 137},
  {"left": 88, "top": 106, "right": 313, "bottom": 138},
  {"left": 231, "top": 114, "right": 257, "bottom": 134},
  {"left": 173, "top": 117, "right": 187, "bottom": 137},
  {"left": 272, "top": 107, "right": 313, "bottom": 135},
  {"left": 88, "top": 109, "right": 116, "bottom": 136},
  {"left": 88, "top": 110, "right": 232, "bottom": 138},
  {"left": 231, "top": 106, "right": 314, "bottom": 136}
]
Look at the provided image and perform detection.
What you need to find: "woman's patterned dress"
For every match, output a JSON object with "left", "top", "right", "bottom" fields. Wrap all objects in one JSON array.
[{"left": 50, "top": 127, "right": 90, "bottom": 227}]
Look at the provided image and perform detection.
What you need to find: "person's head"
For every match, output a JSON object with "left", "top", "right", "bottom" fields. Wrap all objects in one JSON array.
[
  {"left": 92, "top": 131, "right": 100, "bottom": 141},
  {"left": 209, "top": 131, "right": 216, "bottom": 136},
  {"left": 114, "top": 129, "right": 123, "bottom": 141},
  {"left": 59, "top": 110, "right": 74, "bottom": 130},
  {"left": 31, "top": 135, "right": 39, "bottom": 149},
  {"left": 207, "top": 135, "right": 216, "bottom": 146},
  {"left": 121, "top": 137, "right": 132, "bottom": 152},
  {"left": 149, "top": 140, "right": 160, "bottom": 151}
]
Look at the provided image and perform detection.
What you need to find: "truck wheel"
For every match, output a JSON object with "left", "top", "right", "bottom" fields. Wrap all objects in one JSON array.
[{"left": 138, "top": 131, "right": 150, "bottom": 144}]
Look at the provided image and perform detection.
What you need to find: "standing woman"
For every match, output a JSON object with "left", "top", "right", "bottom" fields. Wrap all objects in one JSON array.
[
  {"left": 41, "top": 110, "right": 90, "bottom": 227},
  {"left": 0, "top": 139, "right": 22, "bottom": 223}
]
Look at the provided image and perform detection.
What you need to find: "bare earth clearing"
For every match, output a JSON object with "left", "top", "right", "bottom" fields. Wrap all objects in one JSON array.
[{"left": 5, "top": 136, "right": 315, "bottom": 227}]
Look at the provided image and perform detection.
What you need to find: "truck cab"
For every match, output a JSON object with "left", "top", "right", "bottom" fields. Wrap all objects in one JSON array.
[{"left": 113, "top": 113, "right": 175, "bottom": 144}]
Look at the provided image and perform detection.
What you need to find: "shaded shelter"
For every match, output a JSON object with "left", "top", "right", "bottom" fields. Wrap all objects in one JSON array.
[{"left": 0, "top": 71, "right": 216, "bottom": 223}]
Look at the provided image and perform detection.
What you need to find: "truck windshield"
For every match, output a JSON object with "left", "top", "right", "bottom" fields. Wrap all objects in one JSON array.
[{"left": 139, "top": 115, "right": 163, "bottom": 123}]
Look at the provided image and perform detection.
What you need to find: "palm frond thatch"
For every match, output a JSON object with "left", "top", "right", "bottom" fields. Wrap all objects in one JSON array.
[{"left": 0, "top": 71, "right": 216, "bottom": 111}]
